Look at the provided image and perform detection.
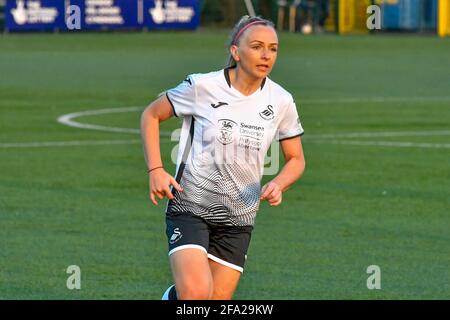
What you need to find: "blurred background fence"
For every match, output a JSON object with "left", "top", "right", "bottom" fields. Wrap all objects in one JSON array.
[
  {"left": 200, "top": 0, "right": 449, "bottom": 35},
  {"left": 0, "top": 0, "right": 449, "bottom": 36}
]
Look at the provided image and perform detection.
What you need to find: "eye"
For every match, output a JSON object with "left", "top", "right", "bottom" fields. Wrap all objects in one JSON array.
[{"left": 271, "top": 48, "right": 278, "bottom": 52}]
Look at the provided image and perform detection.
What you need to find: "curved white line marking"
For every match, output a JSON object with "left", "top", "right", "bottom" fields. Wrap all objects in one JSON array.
[
  {"left": 0, "top": 138, "right": 175, "bottom": 148},
  {"left": 53, "top": 105, "right": 450, "bottom": 150},
  {"left": 57, "top": 107, "right": 143, "bottom": 134},
  {"left": 0, "top": 139, "right": 141, "bottom": 148},
  {"left": 57, "top": 106, "right": 170, "bottom": 136},
  {"left": 57, "top": 106, "right": 450, "bottom": 139}
]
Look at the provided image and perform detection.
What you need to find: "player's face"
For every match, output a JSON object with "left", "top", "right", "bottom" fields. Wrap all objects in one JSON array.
[{"left": 237, "top": 26, "right": 278, "bottom": 79}]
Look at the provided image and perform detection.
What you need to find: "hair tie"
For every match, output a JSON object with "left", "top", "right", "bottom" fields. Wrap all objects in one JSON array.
[{"left": 232, "top": 21, "right": 266, "bottom": 45}]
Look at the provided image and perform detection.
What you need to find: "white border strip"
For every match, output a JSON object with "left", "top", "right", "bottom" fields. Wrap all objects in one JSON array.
[
  {"left": 207, "top": 253, "right": 244, "bottom": 273},
  {"left": 168, "top": 244, "right": 207, "bottom": 256}
]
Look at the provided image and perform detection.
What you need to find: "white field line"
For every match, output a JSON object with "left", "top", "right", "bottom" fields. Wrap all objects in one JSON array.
[
  {"left": 57, "top": 107, "right": 142, "bottom": 135},
  {"left": 300, "top": 96, "right": 450, "bottom": 105},
  {"left": 2, "top": 138, "right": 449, "bottom": 149},
  {"left": 56, "top": 106, "right": 173, "bottom": 136},
  {"left": 57, "top": 106, "right": 450, "bottom": 139},
  {"left": 0, "top": 139, "right": 142, "bottom": 148},
  {"left": 58, "top": 106, "right": 450, "bottom": 141},
  {"left": 0, "top": 137, "right": 172, "bottom": 148},
  {"left": 308, "top": 130, "right": 450, "bottom": 139},
  {"left": 311, "top": 140, "right": 450, "bottom": 149},
  {"left": 3, "top": 99, "right": 450, "bottom": 149}
]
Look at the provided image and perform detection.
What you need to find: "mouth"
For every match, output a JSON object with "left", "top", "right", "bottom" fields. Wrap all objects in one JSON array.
[{"left": 256, "top": 64, "right": 270, "bottom": 72}]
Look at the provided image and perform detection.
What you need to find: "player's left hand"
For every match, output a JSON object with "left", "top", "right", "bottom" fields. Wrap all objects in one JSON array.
[{"left": 260, "top": 181, "right": 282, "bottom": 206}]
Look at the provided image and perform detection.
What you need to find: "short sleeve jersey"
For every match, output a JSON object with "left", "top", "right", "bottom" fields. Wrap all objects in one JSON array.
[{"left": 166, "top": 68, "right": 304, "bottom": 227}]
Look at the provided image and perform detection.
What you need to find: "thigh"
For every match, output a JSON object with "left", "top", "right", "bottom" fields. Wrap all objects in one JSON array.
[
  {"left": 166, "top": 213, "right": 213, "bottom": 299},
  {"left": 170, "top": 248, "right": 213, "bottom": 300},
  {"left": 209, "top": 259, "right": 241, "bottom": 300},
  {"left": 207, "top": 225, "right": 253, "bottom": 300}
]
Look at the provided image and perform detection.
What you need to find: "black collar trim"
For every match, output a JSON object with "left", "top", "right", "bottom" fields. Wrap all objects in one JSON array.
[
  {"left": 260, "top": 77, "right": 266, "bottom": 89},
  {"left": 224, "top": 66, "right": 266, "bottom": 90}
]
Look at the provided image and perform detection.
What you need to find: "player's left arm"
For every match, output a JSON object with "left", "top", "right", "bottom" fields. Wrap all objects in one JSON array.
[{"left": 260, "top": 136, "right": 305, "bottom": 206}]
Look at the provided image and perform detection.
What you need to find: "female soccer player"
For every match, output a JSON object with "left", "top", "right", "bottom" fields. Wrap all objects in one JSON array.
[{"left": 141, "top": 16, "right": 305, "bottom": 300}]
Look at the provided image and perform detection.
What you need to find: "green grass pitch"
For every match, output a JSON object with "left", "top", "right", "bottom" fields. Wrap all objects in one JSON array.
[{"left": 0, "top": 31, "right": 449, "bottom": 299}]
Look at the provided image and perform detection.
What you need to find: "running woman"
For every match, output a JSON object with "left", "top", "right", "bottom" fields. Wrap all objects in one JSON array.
[{"left": 141, "top": 15, "right": 306, "bottom": 300}]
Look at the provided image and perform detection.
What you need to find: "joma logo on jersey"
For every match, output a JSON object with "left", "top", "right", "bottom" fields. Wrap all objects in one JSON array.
[
  {"left": 217, "top": 119, "right": 237, "bottom": 145},
  {"left": 259, "top": 105, "right": 275, "bottom": 120},
  {"left": 169, "top": 228, "right": 182, "bottom": 244},
  {"left": 183, "top": 77, "right": 192, "bottom": 85},
  {"left": 211, "top": 101, "right": 229, "bottom": 108}
]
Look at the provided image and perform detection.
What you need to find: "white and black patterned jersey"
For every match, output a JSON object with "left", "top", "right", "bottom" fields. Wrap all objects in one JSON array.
[{"left": 165, "top": 67, "right": 304, "bottom": 227}]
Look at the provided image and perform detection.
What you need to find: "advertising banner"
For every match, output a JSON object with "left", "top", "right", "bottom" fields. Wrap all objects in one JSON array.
[{"left": 5, "top": 0, "right": 200, "bottom": 31}]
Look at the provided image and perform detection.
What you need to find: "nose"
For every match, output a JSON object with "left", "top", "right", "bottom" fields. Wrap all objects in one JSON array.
[{"left": 261, "top": 48, "right": 270, "bottom": 61}]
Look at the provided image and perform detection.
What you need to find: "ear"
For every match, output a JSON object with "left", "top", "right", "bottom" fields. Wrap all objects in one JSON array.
[{"left": 230, "top": 45, "right": 240, "bottom": 62}]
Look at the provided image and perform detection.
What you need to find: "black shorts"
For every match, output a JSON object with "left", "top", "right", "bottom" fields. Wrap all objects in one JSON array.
[{"left": 165, "top": 213, "right": 253, "bottom": 273}]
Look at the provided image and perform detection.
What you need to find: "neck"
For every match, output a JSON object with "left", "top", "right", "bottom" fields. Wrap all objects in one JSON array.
[{"left": 229, "top": 66, "right": 264, "bottom": 96}]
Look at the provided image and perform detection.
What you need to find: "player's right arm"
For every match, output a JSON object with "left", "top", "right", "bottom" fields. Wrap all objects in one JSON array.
[{"left": 141, "top": 94, "right": 183, "bottom": 205}]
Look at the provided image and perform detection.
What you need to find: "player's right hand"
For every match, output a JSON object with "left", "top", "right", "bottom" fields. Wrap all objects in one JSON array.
[{"left": 148, "top": 168, "right": 183, "bottom": 205}]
